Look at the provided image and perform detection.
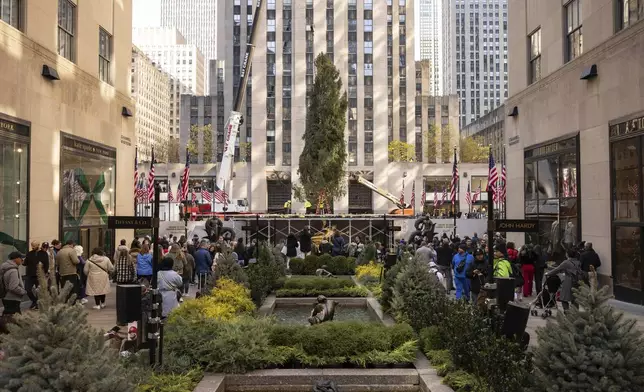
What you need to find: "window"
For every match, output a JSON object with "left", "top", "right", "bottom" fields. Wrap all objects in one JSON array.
[
  {"left": 565, "top": 0, "right": 583, "bottom": 62},
  {"left": 0, "top": 0, "right": 20, "bottom": 29},
  {"left": 616, "top": 0, "right": 643, "bottom": 31},
  {"left": 529, "top": 28, "right": 541, "bottom": 84},
  {"left": 58, "top": 0, "right": 76, "bottom": 62},
  {"left": 98, "top": 28, "right": 112, "bottom": 84}
]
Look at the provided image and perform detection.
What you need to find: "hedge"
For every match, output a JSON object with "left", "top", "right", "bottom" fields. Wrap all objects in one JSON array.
[{"left": 288, "top": 255, "right": 356, "bottom": 275}]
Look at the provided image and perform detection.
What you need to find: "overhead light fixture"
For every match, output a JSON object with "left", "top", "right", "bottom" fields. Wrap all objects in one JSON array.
[
  {"left": 41, "top": 64, "right": 60, "bottom": 81},
  {"left": 122, "top": 106, "right": 133, "bottom": 117},
  {"left": 508, "top": 106, "right": 519, "bottom": 117},
  {"left": 580, "top": 64, "right": 598, "bottom": 80}
]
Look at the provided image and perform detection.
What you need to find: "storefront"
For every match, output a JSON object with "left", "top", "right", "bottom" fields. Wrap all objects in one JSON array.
[
  {"left": 59, "top": 133, "right": 116, "bottom": 259},
  {"left": 0, "top": 114, "right": 30, "bottom": 261},
  {"left": 610, "top": 111, "right": 644, "bottom": 304},
  {"left": 523, "top": 134, "right": 580, "bottom": 262}
]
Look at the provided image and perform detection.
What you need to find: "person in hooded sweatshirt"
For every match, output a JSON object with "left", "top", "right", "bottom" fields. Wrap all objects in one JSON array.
[
  {"left": 451, "top": 244, "right": 474, "bottom": 301},
  {"left": 299, "top": 228, "right": 313, "bottom": 256},
  {"left": 466, "top": 248, "right": 489, "bottom": 305},
  {"left": 0, "top": 252, "right": 27, "bottom": 316}
]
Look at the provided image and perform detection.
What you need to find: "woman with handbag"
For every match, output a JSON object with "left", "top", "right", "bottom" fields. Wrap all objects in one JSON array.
[
  {"left": 83, "top": 247, "right": 114, "bottom": 310},
  {"left": 158, "top": 256, "right": 184, "bottom": 318}
]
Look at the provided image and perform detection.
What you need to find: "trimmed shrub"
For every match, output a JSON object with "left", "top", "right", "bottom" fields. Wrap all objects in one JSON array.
[
  {"left": 288, "top": 254, "right": 356, "bottom": 275},
  {"left": 247, "top": 242, "right": 285, "bottom": 305},
  {"left": 442, "top": 370, "right": 487, "bottom": 392},
  {"left": 355, "top": 261, "right": 383, "bottom": 286},
  {"left": 276, "top": 286, "right": 369, "bottom": 297},
  {"left": 419, "top": 326, "right": 445, "bottom": 352},
  {"left": 136, "top": 369, "right": 203, "bottom": 392},
  {"left": 288, "top": 257, "right": 307, "bottom": 275},
  {"left": 211, "top": 249, "right": 249, "bottom": 288},
  {"left": 391, "top": 257, "right": 448, "bottom": 331},
  {"left": 282, "top": 276, "right": 355, "bottom": 290}
]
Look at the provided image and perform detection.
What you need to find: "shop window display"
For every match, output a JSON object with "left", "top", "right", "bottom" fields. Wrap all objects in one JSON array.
[{"left": 0, "top": 137, "right": 29, "bottom": 260}]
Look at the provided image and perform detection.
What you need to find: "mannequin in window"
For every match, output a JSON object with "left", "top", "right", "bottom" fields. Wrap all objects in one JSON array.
[
  {"left": 563, "top": 221, "right": 576, "bottom": 251},
  {"left": 549, "top": 219, "right": 560, "bottom": 255}
]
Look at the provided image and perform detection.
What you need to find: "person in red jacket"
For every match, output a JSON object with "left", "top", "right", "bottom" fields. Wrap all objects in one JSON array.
[{"left": 507, "top": 242, "right": 519, "bottom": 262}]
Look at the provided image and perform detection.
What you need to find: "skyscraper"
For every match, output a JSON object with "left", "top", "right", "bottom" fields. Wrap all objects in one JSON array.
[
  {"left": 450, "top": 0, "right": 508, "bottom": 127},
  {"left": 418, "top": 0, "right": 452, "bottom": 96},
  {"left": 217, "top": 0, "right": 415, "bottom": 213},
  {"left": 160, "top": 0, "right": 218, "bottom": 93}
]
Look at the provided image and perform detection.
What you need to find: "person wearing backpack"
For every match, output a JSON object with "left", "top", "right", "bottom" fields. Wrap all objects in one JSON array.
[
  {"left": 452, "top": 244, "right": 474, "bottom": 301},
  {"left": 0, "top": 252, "right": 27, "bottom": 315},
  {"left": 545, "top": 249, "right": 581, "bottom": 312}
]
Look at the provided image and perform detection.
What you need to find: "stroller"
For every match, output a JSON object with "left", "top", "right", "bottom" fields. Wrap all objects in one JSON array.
[{"left": 530, "top": 274, "right": 561, "bottom": 319}]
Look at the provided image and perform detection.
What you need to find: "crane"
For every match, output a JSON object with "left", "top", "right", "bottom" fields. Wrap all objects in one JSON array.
[
  {"left": 355, "top": 176, "right": 413, "bottom": 215},
  {"left": 214, "top": 0, "right": 265, "bottom": 213}
]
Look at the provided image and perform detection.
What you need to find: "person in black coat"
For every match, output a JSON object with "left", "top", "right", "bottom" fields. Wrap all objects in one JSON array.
[
  {"left": 24, "top": 241, "right": 50, "bottom": 309},
  {"left": 579, "top": 242, "right": 601, "bottom": 285},
  {"left": 436, "top": 239, "right": 454, "bottom": 293},
  {"left": 466, "top": 248, "right": 488, "bottom": 305},
  {"left": 286, "top": 234, "right": 299, "bottom": 258},
  {"left": 299, "top": 229, "right": 312, "bottom": 256}
]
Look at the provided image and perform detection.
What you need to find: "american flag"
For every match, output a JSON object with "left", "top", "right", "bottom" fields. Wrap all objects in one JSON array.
[
  {"left": 168, "top": 182, "right": 174, "bottom": 203},
  {"left": 137, "top": 178, "right": 147, "bottom": 203},
  {"left": 202, "top": 189, "right": 213, "bottom": 202},
  {"left": 433, "top": 186, "right": 439, "bottom": 207},
  {"left": 134, "top": 148, "right": 139, "bottom": 200},
  {"left": 180, "top": 149, "right": 190, "bottom": 202},
  {"left": 176, "top": 182, "right": 182, "bottom": 202},
  {"left": 465, "top": 183, "right": 471, "bottom": 206},
  {"left": 487, "top": 148, "right": 498, "bottom": 195},
  {"left": 400, "top": 179, "right": 405, "bottom": 206},
  {"left": 146, "top": 148, "right": 155, "bottom": 202},
  {"left": 411, "top": 181, "right": 415, "bottom": 208},
  {"left": 191, "top": 189, "right": 197, "bottom": 202},
  {"left": 441, "top": 188, "right": 448, "bottom": 205},
  {"left": 213, "top": 184, "right": 228, "bottom": 205},
  {"left": 472, "top": 185, "right": 481, "bottom": 203},
  {"left": 499, "top": 164, "right": 507, "bottom": 202},
  {"left": 421, "top": 184, "right": 426, "bottom": 207},
  {"left": 450, "top": 149, "right": 458, "bottom": 204}
]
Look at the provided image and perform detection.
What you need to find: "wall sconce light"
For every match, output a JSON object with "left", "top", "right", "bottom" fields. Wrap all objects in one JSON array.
[
  {"left": 41, "top": 65, "right": 60, "bottom": 81},
  {"left": 580, "top": 64, "right": 598, "bottom": 80},
  {"left": 508, "top": 106, "right": 519, "bottom": 117},
  {"left": 121, "top": 106, "right": 133, "bottom": 117}
]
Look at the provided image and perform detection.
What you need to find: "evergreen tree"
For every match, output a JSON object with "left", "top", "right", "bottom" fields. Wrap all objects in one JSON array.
[
  {"left": 246, "top": 242, "right": 286, "bottom": 305},
  {"left": 211, "top": 249, "right": 249, "bottom": 289},
  {"left": 297, "top": 53, "right": 348, "bottom": 207},
  {"left": 533, "top": 278, "right": 644, "bottom": 392},
  {"left": 0, "top": 267, "right": 137, "bottom": 391}
]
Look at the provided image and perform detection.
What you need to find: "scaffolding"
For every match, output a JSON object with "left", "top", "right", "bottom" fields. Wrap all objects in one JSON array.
[{"left": 229, "top": 214, "right": 411, "bottom": 249}]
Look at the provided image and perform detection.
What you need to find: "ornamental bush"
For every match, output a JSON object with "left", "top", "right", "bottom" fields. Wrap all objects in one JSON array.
[
  {"left": 276, "top": 286, "right": 369, "bottom": 297},
  {"left": 0, "top": 268, "right": 138, "bottom": 391},
  {"left": 355, "top": 261, "right": 383, "bottom": 286},
  {"left": 532, "top": 281, "right": 644, "bottom": 392},
  {"left": 246, "top": 242, "right": 285, "bottom": 305},
  {"left": 288, "top": 254, "right": 356, "bottom": 275}
]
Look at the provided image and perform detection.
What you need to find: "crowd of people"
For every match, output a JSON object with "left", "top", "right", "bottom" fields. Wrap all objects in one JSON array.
[{"left": 409, "top": 232, "right": 602, "bottom": 311}]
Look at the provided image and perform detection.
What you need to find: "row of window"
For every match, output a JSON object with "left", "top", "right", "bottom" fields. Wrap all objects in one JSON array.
[{"left": 1, "top": 0, "right": 113, "bottom": 84}]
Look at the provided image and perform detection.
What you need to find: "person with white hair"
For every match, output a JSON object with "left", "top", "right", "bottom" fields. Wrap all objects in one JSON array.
[
  {"left": 74, "top": 245, "right": 89, "bottom": 305},
  {"left": 428, "top": 261, "right": 446, "bottom": 290}
]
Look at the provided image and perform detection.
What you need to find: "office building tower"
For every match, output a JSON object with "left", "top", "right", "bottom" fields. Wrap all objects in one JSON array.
[
  {"left": 450, "top": 0, "right": 508, "bottom": 127},
  {"left": 133, "top": 27, "right": 205, "bottom": 138},
  {"left": 418, "top": 0, "right": 452, "bottom": 96},
  {"left": 215, "top": 0, "right": 414, "bottom": 213},
  {"left": 160, "top": 0, "right": 218, "bottom": 94},
  {"left": 131, "top": 46, "right": 172, "bottom": 162}
]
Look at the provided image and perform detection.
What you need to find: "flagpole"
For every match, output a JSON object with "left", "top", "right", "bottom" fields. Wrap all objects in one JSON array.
[{"left": 453, "top": 147, "right": 457, "bottom": 238}]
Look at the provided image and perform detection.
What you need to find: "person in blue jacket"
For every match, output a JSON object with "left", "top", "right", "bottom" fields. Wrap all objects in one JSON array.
[
  {"left": 194, "top": 239, "right": 213, "bottom": 290},
  {"left": 136, "top": 242, "right": 153, "bottom": 282},
  {"left": 452, "top": 243, "right": 474, "bottom": 301}
]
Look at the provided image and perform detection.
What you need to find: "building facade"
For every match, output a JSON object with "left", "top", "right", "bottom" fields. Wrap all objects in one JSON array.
[
  {"left": 506, "top": 0, "right": 644, "bottom": 303},
  {"left": 160, "top": 0, "right": 218, "bottom": 94},
  {"left": 415, "top": 60, "right": 461, "bottom": 164},
  {"left": 450, "top": 0, "right": 509, "bottom": 127},
  {"left": 131, "top": 45, "right": 171, "bottom": 162},
  {"left": 418, "top": 0, "right": 452, "bottom": 96},
  {"left": 461, "top": 103, "right": 505, "bottom": 161},
  {"left": 230, "top": 0, "right": 416, "bottom": 213},
  {"left": 133, "top": 27, "right": 205, "bottom": 138},
  {"left": 0, "top": 0, "right": 136, "bottom": 261}
]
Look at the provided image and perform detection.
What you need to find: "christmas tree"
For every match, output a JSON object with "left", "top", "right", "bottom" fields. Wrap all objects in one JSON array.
[
  {"left": 532, "top": 274, "right": 644, "bottom": 391},
  {"left": 0, "top": 267, "right": 137, "bottom": 391}
]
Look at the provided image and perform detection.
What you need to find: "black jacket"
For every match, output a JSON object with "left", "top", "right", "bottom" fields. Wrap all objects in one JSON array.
[
  {"left": 24, "top": 249, "right": 49, "bottom": 277},
  {"left": 299, "top": 231, "right": 312, "bottom": 253},
  {"left": 286, "top": 236, "right": 299, "bottom": 257},
  {"left": 580, "top": 249, "right": 601, "bottom": 272},
  {"left": 466, "top": 259, "right": 488, "bottom": 294},
  {"left": 436, "top": 244, "right": 453, "bottom": 267}
]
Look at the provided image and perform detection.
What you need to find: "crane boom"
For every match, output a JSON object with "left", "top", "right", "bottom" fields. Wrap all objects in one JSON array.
[
  {"left": 356, "top": 176, "right": 408, "bottom": 210},
  {"left": 216, "top": 0, "right": 264, "bottom": 201}
]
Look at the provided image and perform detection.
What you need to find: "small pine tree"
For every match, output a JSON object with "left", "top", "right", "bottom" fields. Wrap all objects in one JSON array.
[
  {"left": 247, "top": 242, "right": 285, "bottom": 305},
  {"left": 211, "top": 249, "right": 249, "bottom": 290},
  {"left": 533, "top": 276, "right": 644, "bottom": 392},
  {"left": 0, "top": 267, "right": 137, "bottom": 391}
]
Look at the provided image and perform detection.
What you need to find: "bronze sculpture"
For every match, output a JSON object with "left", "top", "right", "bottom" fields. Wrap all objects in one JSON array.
[{"left": 308, "top": 295, "right": 338, "bottom": 325}]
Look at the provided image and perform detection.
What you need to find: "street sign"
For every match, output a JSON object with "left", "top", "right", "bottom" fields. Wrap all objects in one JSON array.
[
  {"left": 495, "top": 219, "right": 539, "bottom": 233},
  {"left": 108, "top": 216, "right": 153, "bottom": 230}
]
